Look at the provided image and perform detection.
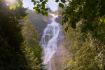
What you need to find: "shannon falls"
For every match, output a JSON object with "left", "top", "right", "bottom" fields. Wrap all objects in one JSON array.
[{"left": 40, "top": 13, "right": 69, "bottom": 70}]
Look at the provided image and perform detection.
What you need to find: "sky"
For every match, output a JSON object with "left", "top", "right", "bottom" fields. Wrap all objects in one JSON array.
[{"left": 22, "top": 0, "right": 58, "bottom": 11}]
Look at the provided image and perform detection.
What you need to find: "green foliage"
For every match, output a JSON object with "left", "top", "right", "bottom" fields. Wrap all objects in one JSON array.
[
  {"left": 21, "top": 19, "right": 42, "bottom": 70},
  {"left": 59, "top": 3, "right": 64, "bottom": 8},
  {"left": 0, "top": 1, "right": 26, "bottom": 47},
  {"left": 62, "top": 0, "right": 105, "bottom": 70},
  {"left": 0, "top": 1, "right": 42, "bottom": 70},
  {"left": 32, "top": 0, "right": 48, "bottom": 15},
  {"left": 63, "top": 23, "right": 105, "bottom": 70},
  {"left": 63, "top": 0, "right": 105, "bottom": 28},
  {"left": 0, "top": 1, "right": 29, "bottom": 70},
  {"left": 32, "top": 0, "right": 65, "bottom": 15}
]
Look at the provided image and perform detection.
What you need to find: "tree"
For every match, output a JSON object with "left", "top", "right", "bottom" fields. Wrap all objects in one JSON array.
[
  {"left": 0, "top": 1, "right": 29, "bottom": 70},
  {"left": 0, "top": 0, "right": 43, "bottom": 70},
  {"left": 21, "top": 18, "right": 42, "bottom": 70},
  {"left": 62, "top": 0, "right": 105, "bottom": 70},
  {"left": 31, "top": 0, "right": 65, "bottom": 15}
]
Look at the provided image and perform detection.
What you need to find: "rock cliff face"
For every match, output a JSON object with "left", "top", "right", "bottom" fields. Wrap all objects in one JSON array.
[
  {"left": 27, "top": 10, "right": 62, "bottom": 37},
  {"left": 26, "top": 10, "right": 49, "bottom": 36}
]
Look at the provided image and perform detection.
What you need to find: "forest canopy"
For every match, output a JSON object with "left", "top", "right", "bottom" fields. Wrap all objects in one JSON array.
[{"left": 0, "top": 0, "right": 42, "bottom": 70}]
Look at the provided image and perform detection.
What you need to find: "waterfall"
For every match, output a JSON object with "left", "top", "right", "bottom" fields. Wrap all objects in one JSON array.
[{"left": 40, "top": 13, "right": 64, "bottom": 70}]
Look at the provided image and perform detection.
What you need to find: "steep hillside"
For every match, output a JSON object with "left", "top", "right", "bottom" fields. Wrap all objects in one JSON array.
[
  {"left": 26, "top": 10, "right": 62, "bottom": 36},
  {"left": 26, "top": 10, "right": 50, "bottom": 36}
]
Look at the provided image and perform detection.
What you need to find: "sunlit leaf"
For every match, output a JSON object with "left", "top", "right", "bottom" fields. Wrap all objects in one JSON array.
[
  {"left": 59, "top": 3, "right": 64, "bottom": 8},
  {"left": 31, "top": 0, "right": 34, "bottom": 2}
]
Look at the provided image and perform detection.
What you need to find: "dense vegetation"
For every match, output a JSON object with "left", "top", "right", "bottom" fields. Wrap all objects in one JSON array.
[
  {"left": 62, "top": 0, "right": 105, "bottom": 70},
  {"left": 21, "top": 19, "right": 42, "bottom": 70},
  {"left": 0, "top": 0, "right": 42, "bottom": 70},
  {"left": 32, "top": 0, "right": 105, "bottom": 70}
]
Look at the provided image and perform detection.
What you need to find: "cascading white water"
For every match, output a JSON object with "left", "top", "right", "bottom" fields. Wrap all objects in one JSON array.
[{"left": 40, "top": 13, "right": 64, "bottom": 70}]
